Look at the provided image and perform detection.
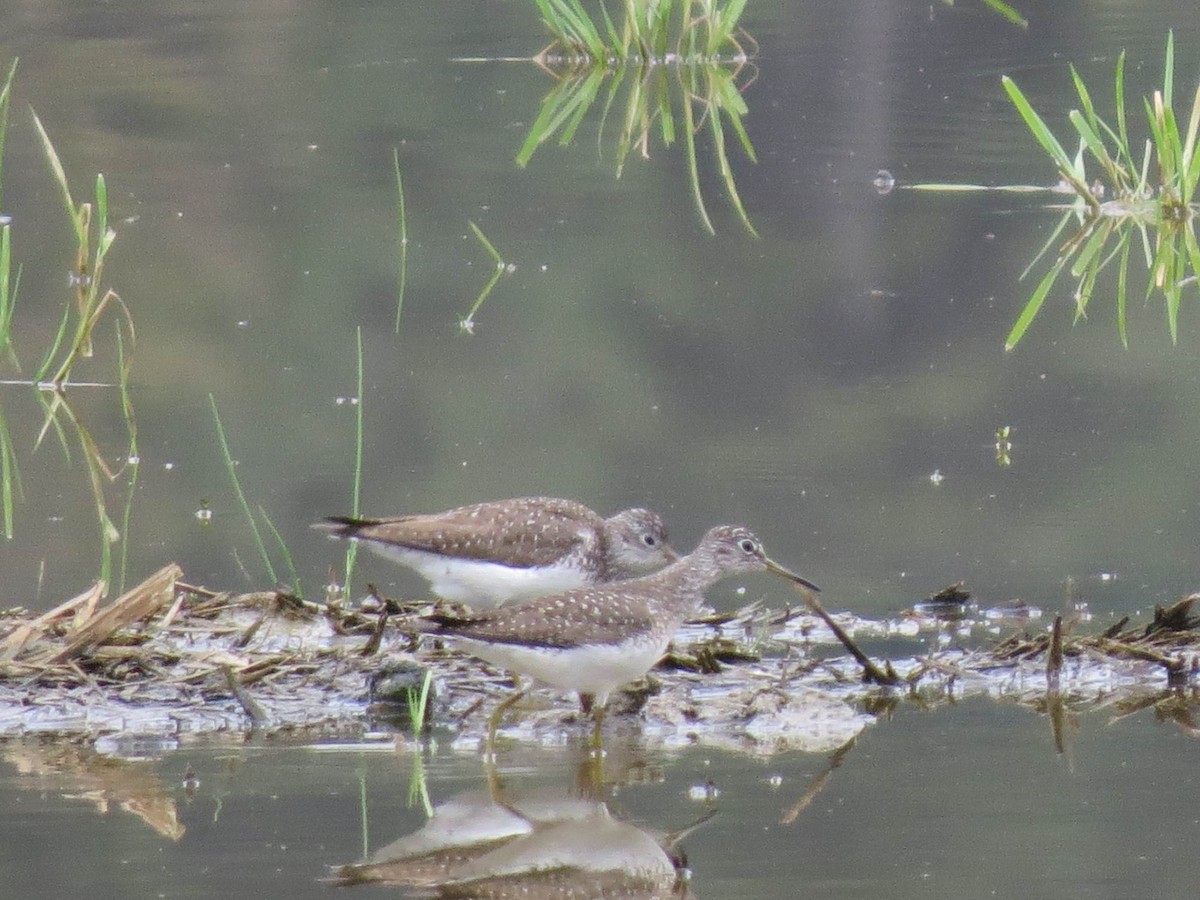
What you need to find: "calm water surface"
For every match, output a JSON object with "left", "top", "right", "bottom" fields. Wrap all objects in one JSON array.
[{"left": 1, "top": 0, "right": 1200, "bottom": 896}]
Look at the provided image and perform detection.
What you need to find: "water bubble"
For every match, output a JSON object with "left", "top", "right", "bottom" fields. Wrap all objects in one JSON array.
[
  {"left": 163, "top": 462, "right": 176, "bottom": 471},
  {"left": 873, "top": 169, "right": 895, "bottom": 194},
  {"left": 195, "top": 506, "right": 213, "bottom": 522},
  {"left": 929, "top": 469, "right": 945, "bottom": 486}
]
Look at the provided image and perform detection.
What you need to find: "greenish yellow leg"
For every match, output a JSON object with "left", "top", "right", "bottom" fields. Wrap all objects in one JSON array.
[{"left": 486, "top": 689, "right": 526, "bottom": 751}]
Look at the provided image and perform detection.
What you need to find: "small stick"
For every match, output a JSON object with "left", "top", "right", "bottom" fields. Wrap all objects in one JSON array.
[
  {"left": 222, "top": 665, "right": 267, "bottom": 727},
  {"left": 1047, "top": 615, "right": 1064, "bottom": 690},
  {"left": 360, "top": 605, "right": 390, "bottom": 658},
  {"left": 789, "top": 584, "right": 900, "bottom": 685}
]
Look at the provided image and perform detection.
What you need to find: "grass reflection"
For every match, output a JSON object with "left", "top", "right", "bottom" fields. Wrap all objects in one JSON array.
[
  {"left": 518, "top": 0, "right": 759, "bottom": 235},
  {"left": 1001, "top": 32, "right": 1200, "bottom": 349},
  {"left": 910, "top": 33, "right": 1200, "bottom": 349},
  {"left": 519, "top": 58, "right": 758, "bottom": 235},
  {"left": 0, "top": 60, "right": 139, "bottom": 591}
]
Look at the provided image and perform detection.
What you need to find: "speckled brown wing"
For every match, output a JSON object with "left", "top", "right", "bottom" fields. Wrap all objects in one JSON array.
[
  {"left": 421, "top": 587, "right": 658, "bottom": 649},
  {"left": 325, "top": 497, "right": 601, "bottom": 568}
]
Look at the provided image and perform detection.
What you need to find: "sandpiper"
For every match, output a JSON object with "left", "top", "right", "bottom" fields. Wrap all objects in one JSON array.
[
  {"left": 319, "top": 497, "right": 676, "bottom": 608},
  {"left": 413, "top": 524, "right": 820, "bottom": 735}
]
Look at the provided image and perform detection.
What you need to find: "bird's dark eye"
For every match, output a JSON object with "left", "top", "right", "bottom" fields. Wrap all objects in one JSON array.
[
  {"left": 739, "top": 539, "right": 756, "bottom": 553},
  {"left": 643, "top": 535, "right": 658, "bottom": 547}
]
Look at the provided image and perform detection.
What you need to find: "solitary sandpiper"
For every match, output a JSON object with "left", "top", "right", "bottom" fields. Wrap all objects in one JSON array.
[
  {"left": 412, "top": 524, "right": 820, "bottom": 735},
  {"left": 319, "top": 497, "right": 677, "bottom": 608}
]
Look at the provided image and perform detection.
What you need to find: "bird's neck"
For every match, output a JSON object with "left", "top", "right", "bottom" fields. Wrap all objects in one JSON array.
[{"left": 640, "top": 551, "right": 722, "bottom": 615}]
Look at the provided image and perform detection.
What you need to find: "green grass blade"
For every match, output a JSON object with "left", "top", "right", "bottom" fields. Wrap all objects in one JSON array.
[
  {"left": 1002, "top": 76, "right": 1097, "bottom": 207},
  {"left": 95, "top": 173, "right": 112, "bottom": 260},
  {"left": 34, "top": 300, "right": 73, "bottom": 383},
  {"left": 30, "top": 108, "right": 83, "bottom": 245},
  {"left": 115, "top": 321, "right": 138, "bottom": 594},
  {"left": 468, "top": 220, "right": 503, "bottom": 265},
  {"left": 980, "top": 0, "right": 1028, "bottom": 27},
  {"left": 392, "top": 148, "right": 408, "bottom": 332},
  {"left": 709, "top": 102, "right": 759, "bottom": 237},
  {"left": 1068, "top": 110, "right": 1117, "bottom": 184},
  {"left": 1163, "top": 30, "right": 1174, "bottom": 111},
  {"left": 209, "top": 393, "right": 278, "bottom": 585},
  {"left": 1112, "top": 50, "right": 1134, "bottom": 173},
  {"left": 1006, "top": 255, "right": 1069, "bottom": 351},
  {"left": 1020, "top": 209, "right": 1075, "bottom": 281},
  {"left": 258, "top": 505, "right": 302, "bottom": 600},
  {"left": 0, "top": 59, "right": 17, "bottom": 212},
  {"left": 1181, "top": 84, "right": 1200, "bottom": 200},
  {"left": 597, "top": 0, "right": 621, "bottom": 51},
  {"left": 0, "top": 224, "right": 12, "bottom": 350},
  {"left": 1116, "top": 229, "right": 1131, "bottom": 348},
  {"left": 1003, "top": 76, "right": 1075, "bottom": 172},
  {"left": 343, "top": 325, "right": 364, "bottom": 596},
  {"left": 0, "top": 404, "right": 21, "bottom": 539},
  {"left": 1069, "top": 64, "right": 1100, "bottom": 136},
  {"left": 681, "top": 85, "right": 715, "bottom": 235},
  {"left": 1069, "top": 217, "right": 1111, "bottom": 279},
  {"left": 1183, "top": 221, "right": 1200, "bottom": 297},
  {"left": 1159, "top": 104, "right": 1183, "bottom": 187}
]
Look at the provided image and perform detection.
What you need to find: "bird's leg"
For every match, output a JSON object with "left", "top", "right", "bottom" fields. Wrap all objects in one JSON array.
[
  {"left": 579, "top": 693, "right": 606, "bottom": 754},
  {"left": 486, "top": 687, "right": 526, "bottom": 753}
]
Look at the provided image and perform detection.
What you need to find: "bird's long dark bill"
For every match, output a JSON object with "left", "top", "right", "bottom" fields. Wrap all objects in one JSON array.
[{"left": 764, "top": 558, "right": 820, "bottom": 593}]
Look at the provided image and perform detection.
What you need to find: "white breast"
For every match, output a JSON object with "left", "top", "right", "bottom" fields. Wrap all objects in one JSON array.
[{"left": 369, "top": 545, "right": 589, "bottom": 608}]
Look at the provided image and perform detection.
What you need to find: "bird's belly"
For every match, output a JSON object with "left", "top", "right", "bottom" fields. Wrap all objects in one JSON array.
[
  {"left": 451, "top": 636, "right": 669, "bottom": 701},
  {"left": 368, "top": 546, "right": 587, "bottom": 607}
]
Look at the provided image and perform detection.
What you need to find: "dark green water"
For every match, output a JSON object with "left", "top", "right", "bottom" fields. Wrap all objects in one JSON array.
[{"left": 2, "top": 1, "right": 1200, "bottom": 896}]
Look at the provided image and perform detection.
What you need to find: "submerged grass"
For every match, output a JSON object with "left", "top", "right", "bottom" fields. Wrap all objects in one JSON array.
[{"left": 999, "top": 32, "right": 1200, "bottom": 349}]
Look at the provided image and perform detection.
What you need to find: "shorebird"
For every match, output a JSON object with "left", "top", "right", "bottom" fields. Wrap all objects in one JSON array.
[
  {"left": 319, "top": 497, "right": 676, "bottom": 608},
  {"left": 412, "top": 524, "right": 820, "bottom": 739}
]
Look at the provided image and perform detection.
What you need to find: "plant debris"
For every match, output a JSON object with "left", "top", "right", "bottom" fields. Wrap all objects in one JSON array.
[{"left": 0, "top": 569, "right": 1198, "bottom": 754}]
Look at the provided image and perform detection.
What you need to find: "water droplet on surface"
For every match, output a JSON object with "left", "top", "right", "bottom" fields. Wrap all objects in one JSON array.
[{"left": 873, "top": 169, "right": 895, "bottom": 194}]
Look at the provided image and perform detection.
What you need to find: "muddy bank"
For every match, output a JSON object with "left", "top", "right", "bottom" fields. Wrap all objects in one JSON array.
[{"left": 1, "top": 565, "right": 1197, "bottom": 756}]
